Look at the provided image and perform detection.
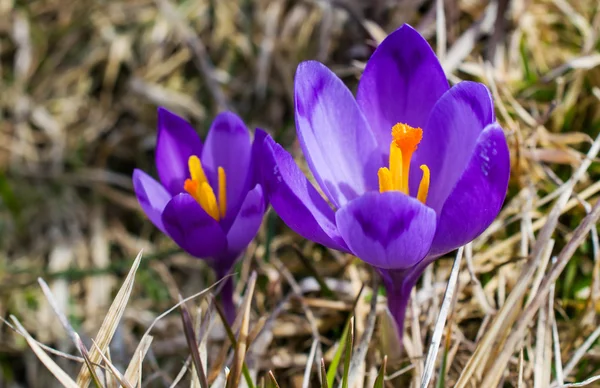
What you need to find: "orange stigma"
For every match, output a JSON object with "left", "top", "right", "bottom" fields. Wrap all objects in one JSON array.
[
  {"left": 184, "top": 155, "right": 226, "bottom": 221},
  {"left": 378, "top": 123, "right": 430, "bottom": 204}
]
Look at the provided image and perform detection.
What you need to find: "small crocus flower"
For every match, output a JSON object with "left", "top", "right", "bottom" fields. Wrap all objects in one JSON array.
[
  {"left": 133, "top": 108, "right": 267, "bottom": 321},
  {"left": 261, "top": 25, "right": 510, "bottom": 336}
]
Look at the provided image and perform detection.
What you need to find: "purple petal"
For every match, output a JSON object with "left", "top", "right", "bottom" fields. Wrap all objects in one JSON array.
[
  {"left": 155, "top": 107, "right": 203, "bottom": 196},
  {"left": 245, "top": 128, "right": 269, "bottom": 208},
  {"left": 429, "top": 123, "right": 510, "bottom": 256},
  {"left": 201, "top": 112, "right": 252, "bottom": 229},
  {"left": 356, "top": 24, "right": 449, "bottom": 149},
  {"left": 336, "top": 192, "right": 436, "bottom": 269},
  {"left": 295, "top": 61, "right": 378, "bottom": 208},
  {"left": 225, "top": 184, "right": 266, "bottom": 258},
  {"left": 132, "top": 169, "right": 172, "bottom": 234},
  {"left": 261, "top": 135, "right": 349, "bottom": 252},
  {"left": 411, "top": 82, "right": 496, "bottom": 213},
  {"left": 161, "top": 193, "right": 227, "bottom": 258}
]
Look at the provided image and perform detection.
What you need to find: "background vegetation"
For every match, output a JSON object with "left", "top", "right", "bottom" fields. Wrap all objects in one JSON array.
[{"left": 1, "top": 0, "right": 600, "bottom": 386}]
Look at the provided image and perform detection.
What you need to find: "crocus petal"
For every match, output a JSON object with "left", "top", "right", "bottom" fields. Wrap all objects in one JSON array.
[
  {"left": 295, "top": 61, "right": 378, "bottom": 208},
  {"left": 336, "top": 192, "right": 436, "bottom": 269},
  {"left": 132, "top": 169, "right": 172, "bottom": 234},
  {"left": 429, "top": 123, "right": 509, "bottom": 256},
  {"left": 411, "top": 81, "right": 496, "bottom": 213},
  {"left": 245, "top": 128, "right": 269, "bottom": 208},
  {"left": 356, "top": 24, "right": 449, "bottom": 149},
  {"left": 155, "top": 107, "right": 203, "bottom": 196},
  {"left": 261, "top": 135, "right": 349, "bottom": 252},
  {"left": 162, "top": 193, "right": 227, "bottom": 258},
  {"left": 225, "top": 184, "right": 265, "bottom": 258},
  {"left": 201, "top": 112, "right": 252, "bottom": 228}
]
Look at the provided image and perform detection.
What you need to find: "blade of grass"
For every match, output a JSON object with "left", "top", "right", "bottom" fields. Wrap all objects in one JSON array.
[
  {"left": 123, "top": 335, "right": 153, "bottom": 388},
  {"left": 421, "top": 247, "right": 464, "bottom": 388},
  {"left": 179, "top": 297, "right": 208, "bottom": 388},
  {"left": 226, "top": 271, "right": 257, "bottom": 388},
  {"left": 373, "top": 356, "right": 387, "bottom": 388},
  {"left": 327, "top": 285, "right": 364, "bottom": 387},
  {"left": 10, "top": 316, "right": 79, "bottom": 388},
  {"left": 321, "top": 359, "right": 329, "bottom": 388},
  {"left": 76, "top": 250, "right": 143, "bottom": 387},
  {"left": 341, "top": 317, "right": 354, "bottom": 388}
]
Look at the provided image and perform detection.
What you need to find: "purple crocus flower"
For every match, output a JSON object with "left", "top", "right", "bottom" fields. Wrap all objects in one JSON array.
[
  {"left": 260, "top": 25, "right": 510, "bottom": 336},
  {"left": 133, "top": 108, "right": 267, "bottom": 321}
]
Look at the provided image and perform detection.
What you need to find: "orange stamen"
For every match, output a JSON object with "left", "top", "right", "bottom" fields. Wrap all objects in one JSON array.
[
  {"left": 377, "top": 122, "right": 431, "bottom": 202},
  {"left": 218, "top": 166, "right": 226, "bottom": 219},
  {"left": 392, "top": 123, "right": 423, "bottom": 193}
]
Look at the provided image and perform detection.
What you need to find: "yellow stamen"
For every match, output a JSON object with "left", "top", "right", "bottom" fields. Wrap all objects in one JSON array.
[
  {"left": 199, "top": 182, "right": 220, "bottom": 220},
  {"left": 218, "top": 166, "right": 226, "bottom": 219},
  {"left": 378, "top": 167, "right": 392, "bottom": 193},
  {"left": 184, "top": 155, "right": 225, "bottom": 221},
  {"left": 389, "top": 143, "right": 403, "bottom": 191},
  {"left": 188, "top": 155, "right": 208, "bottom": 184},
  {"left": 377, "top": 122, "right": 432, "bottom": 203},
  {"left": 417, "top": 165, "right": 430, "bottom": 204}
]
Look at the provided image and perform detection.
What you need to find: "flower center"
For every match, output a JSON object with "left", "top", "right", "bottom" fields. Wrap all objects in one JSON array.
[
  {"left": 183, "top": 155, "right": 226, "bottom": 221},
  {"left": 377, "top": 123, "right": 430, "bottom": 204}
]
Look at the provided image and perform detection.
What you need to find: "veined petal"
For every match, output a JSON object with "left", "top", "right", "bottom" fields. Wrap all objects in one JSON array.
[
  {"left": 336, "top": 191, "right": 436, "bottom": 269},
  {"left": 429, "top": 123, "right": 510, "bottom": 256},
  {"left": 162, "top": 193, "right": 228, "bottom": 258},
  {"left": 225, "top": 184, "right": 266, "bottom": 258},
  {"left": 261, "top": 135, "right": 349, "bottom": 252},
  {"left": 356, "top": 24, "right": 449, "bottom": 150},
  {"left": 411, "top": 81, "right": 496, "bottom": 213},
  {"left": 132, "top": 169, "right": 171, "bottom": 234},
  {"left": 295, "top": 61, "right": 378, "bottom": 208},
  {"left": 155, "top": 107, "right": 203, "bottom": 196},
  {"left": 201, "top": 112, "right": 252, "bottom": 229}
]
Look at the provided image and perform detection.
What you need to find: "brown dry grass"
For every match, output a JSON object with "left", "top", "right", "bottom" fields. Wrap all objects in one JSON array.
[{"left": 1, "top": 0, "right": 600, "bottom": 387}]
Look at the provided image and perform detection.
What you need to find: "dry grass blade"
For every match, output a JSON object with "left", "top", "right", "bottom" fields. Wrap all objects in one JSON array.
[
  {"left": 123, "top": 335, "right": 153, "bottom": 388},
  {"left": 421, "top": 247, "right": 464, "bottom": 388},
  {"left": 346, "top": 277, "right": 379, "bottom": 387},
  {"left": 321, "top": 359, "right": 329, "bottom": 388},
  {"left": 267, "top": 370, "right": 281, "bottom": 388},
  {"left": 558, "top": 375, "right": 600, "bottom": 388},
  {"left": 303, "top": 339, "right": 320, "bottom": 388},
  {"left": 76, "top": 250, "right": 143, "bottom": 387},
  {"left": 482, "top": 198, "right": 600, "bottom": 386},
  {"left": 90, "top": 338, "right": 134, "bottom": 388},
  {"left": 9, "top": 316, "right": 79, "bottom": 388},
  {"left": 457, "top": 132, "right": 600, "bottom": 387},
  {"left": 75, "top": 333, "right": 104, "bottom": 387},
  {"left": 179, "top": 298, "right": 208, "bottom": 388},
  {"left": 226, "top": 271, "right": 257, "bottom": 388}
]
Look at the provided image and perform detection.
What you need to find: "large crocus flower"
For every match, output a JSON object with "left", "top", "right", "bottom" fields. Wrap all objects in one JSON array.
[
  {"left": 133, "top": 108, "right": 267, "bottom": 322},
  {"left": 261, "top": 25, "right": 510, "bottom": 336}
]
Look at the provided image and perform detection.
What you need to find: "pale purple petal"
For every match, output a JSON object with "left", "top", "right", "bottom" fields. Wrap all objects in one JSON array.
[
  {"left": 155, "top": 107, "right": 203, "bottom": 196},
  {"left": 161, "top": 193, "right": 227, "bottom": 258},
  {"left": 411, "top": 82, "right": 496, "bottom": 213},
  {"left": 225, "top": 184, "right": 265, "bottom": 258},
  {"left": 261, "top": 135, "right": 349, "bottom": 252},
  {"left": 356, "top": 24, "right": 448, "bottom": 149},
  {"left": 132, "top": 169, "right": 171, "bottom": 234},
  {"left": 429, "top": 123, "right": 509, "bottom": 256},
  {"left": 336, "top": 192, "right": 436, "bottom": 269},
  {"left": 295, "top": 61, "right": 378, "bottom": 208},
  {"left": 201, "top": 112, "right": 252, "bottom": 229}
]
